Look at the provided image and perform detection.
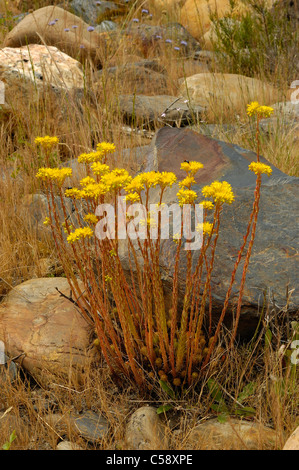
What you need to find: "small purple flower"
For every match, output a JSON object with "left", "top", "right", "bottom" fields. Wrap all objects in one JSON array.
[
  {"left": 79, "top": 44, "right": 85, "bottom": 49},
  {"left": 54, "top": 19, "right": 59, "bottom": 22},
  {"left": 155, "top": 35, "right": 162, "bottom": 39},
  {"left": 64, "top": 28, "right": 70, "bottom": 32},
  {"left": 87, "top": 26, "right": 95, "bottom": 32},
  {"left": 48, "top": 21, "right": 56, "bottom": 26},
  {"left": 174, "top": 46, "right": 180, "bottom": 51},
  {"left": 180, "top": 40, "right": 188, "bottom": 46},
  {"left": 141, "top": 9, "right": 149, "bottom": 14},
  {"left": 165, "top": 39, "right": 172, "bottom": 44},
  {"left": 132, "top": 18, "right": 139, "bottom": 23},
  {"left": 72, "top": 25, "right": 78, "bottom": 29},
  {"left": 96, "top": 1, "right": 102, "bottom": 4}
]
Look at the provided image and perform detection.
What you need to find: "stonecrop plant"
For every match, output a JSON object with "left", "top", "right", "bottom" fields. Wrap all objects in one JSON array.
[{"left": 35, "top": 102, "right": 274, "bottom": 391}]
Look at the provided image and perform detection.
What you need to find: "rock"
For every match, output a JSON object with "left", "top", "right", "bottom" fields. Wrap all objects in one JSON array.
[
  {"left": 22, "top": 193, "right": 74, "bottom": 239},
  {"left": 259, "top": 101, "right": 299, "bottom": 143},
  {"left": 0, "top": 45, "right": 84, "bottom": 93},
  {"left": 180, "top": 0, "right": 247, "bottom": 38},
  {"left": 0, "top": 354, "right": 18, "bottom": 385},
  {"left": 56, "top": 440, "right": 84, "bottom": 450},
  {"left": 184, "top": 418, "right": 277, "bottom": 449},
  {"left": 70, "top": 410, "right": 109, "bottom": 443},
  {"left": 179, "top": 73, "right": 279, "bottom": 119},
  {"left": 125, "top": 406, "right": 168, "bottom": 450},
  {"left": 69, "top": 0, "right": 125, "bottom": 26},
  {"left": 125, "top": 22, "right": 201, "bottom": 57},
  {"left": 98, "top": 63, "right": 168, "bottom": 95},
  {"left": 3, "top": 6, "right": 105, "bottom": 67},
  {"left": 117, "top": 95, "right": 205, "bottom": 127},
  {"left": 95, "top": 20, "right": 118, "bottom": 33},
  {"left": 141, "top": 126, "right": 299, "bottom": 337},
  {"left": 283, "top": 426, "right": 299, "bottom": 450},
  {"left": 0, "top": 278, "right": 93, "bottom": 384}
]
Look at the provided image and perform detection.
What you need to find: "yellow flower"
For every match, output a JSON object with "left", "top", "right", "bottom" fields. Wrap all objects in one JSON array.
[
  {"left": 199, "top": 200, "right": 214, "bottom": 210},
  {"left": 125, "top": 192, "right": 140, "bottom": 203},
  {"left": 77, "top": 151, "right": 104, "bottom": 164},
  {"left": 196, "top": 222, "right": 213, "bottom": 236},
  {"left": 84, "top": 213, "right": 99, "bottom": 224},
  {"left": 247, "top": 101, "right": 274, "bottom": 118},
  {"left": 177, "top": 188, "right": 198, "bottom": 206},
  {"left": 202, "top": 181, "right": 234, "bottom": 205},
  {"left": 179, "top": 175, "right": 196, "bottom": 188},
  {"left": 157, "top": 171, "right": 177, "bottom": 188},
  {"left": 81, "top": 183, "right": 108, "bottom": 199},
  {"left": 65, "top": 188, "right": 84, "bottom": 199},
  {"left": 67, "top": 227, "right": 94, "bottom": 244},
  {"left": 35, "top": 136, "right": 59, "bottom": 150},
  {"left": 36, "top": 167, "right": 72, "bottom": 186},
  {"left": 43, "top": 217, "right": 50, "bottom": 226},
  {"left": 125, "top": 174, "right": 145, "bottom": 194},
  {"left": 80, "top": 176, "right": 96, "bottom": 186},
  {"left": 101, "top": 169, "right": 132, "bottom": 192},
  {"left": 97, "top": 142, "right": 116, "bottom": 154},
  {"left": 248, "top": 162, "right": 272, "bottom": 176},
  {"left": 180, "top": 161, "right": 204, "bottom": 175},
  {"left": 139, "top": 171, "right": 161, "bottom": 189},
  {"left": 105, "top": 275, "right": 112, "bottom": 282},
  {"left": 91, "top": 162, "right": 110, "bottom": 176}
]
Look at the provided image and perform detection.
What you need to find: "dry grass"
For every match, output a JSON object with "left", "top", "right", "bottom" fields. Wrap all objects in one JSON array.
[{"left": 0, "top": 0, "right": 298, "bottom": 450}]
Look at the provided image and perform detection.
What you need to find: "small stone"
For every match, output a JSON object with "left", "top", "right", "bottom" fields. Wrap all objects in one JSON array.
[
  {"left": 56, "top": 440, "right": 84, "bottom": 450},
  {"left": 125, "top": 406, "right": 168, "bottom": 450},
  {"left": 71, "top": 410, "right": 109, "bottom": 443},
  {"left": 283, "top": 426, "right": 299, "bottom": 450}
]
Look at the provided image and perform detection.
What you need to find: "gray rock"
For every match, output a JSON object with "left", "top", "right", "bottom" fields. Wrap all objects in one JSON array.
[
  {"left": 125, "top": 22, "right": 201, "bottom": 57},
  {"left": 140, "top": 127, "right": 298, "bottom": 337},
  {"left": 117, "top": 95, "right": 205, "bottom": 127},
  {"left": 94, "top": 20, "right": 118, "bottom": 33},
  {"left": 98, "top": 64, "right": 168, "bottom": 95},
  {"left": 70, "top": 410, "right": 109, "bottom": 443},
  {"left": 125, "top": 406, "right": 168, "bottom": 450},
  {"left": 69, "top": 0, "right": 124, "bottom": 25}
]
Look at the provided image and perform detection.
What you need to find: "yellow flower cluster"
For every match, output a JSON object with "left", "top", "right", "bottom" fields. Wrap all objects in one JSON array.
[
  {"left": 67, "top": 227, "right": 94, "bottom": 244},
  {"left": 80, "top": 176, "right": 96, "bottom": 186},
  {"left": 43, "top": 217, "right": 51, "bottom": 226},
  {"left": 125, "top": 192, "right": 141, "bottom": 203},
  {"left": 181, "top": 161, "right": 204, "bottom": 175},
  {"left": 125, "top": 171, "right": 176, "bottom": 196},
  {"left": 36, "top": 167, "right": 72, "bottom": 186},
  {"left": 101, "top": 168, "right": 132, "bottom": 192},
  {"left": 35, "top": 136, "right": 59, "bottom": 150},
  {"left": 199, "top": 200, "right": 214, "bottom": 210},
  {"left": 177, "top": 189, "right": 198, "bottom": 206},
  {"left": 196, "top": 222, "right": 214, "bottom": 236},
  {"left": 84, "top": 213, "right": 99, "bottom": 224},
  {"left": 202, "top": 181, "right": 234, "bottom": 205},
  {"left": 97, "top": 142, "right": 116, "bottom": 154},
  {"left": 248, "top": 162, "right": 272, "bottom": 176},
  {"left": 246, "top": 101, "right": 274, "bottom": 118},
  {"left": 179, "top": 175, "right": 196, "bottom": 189},
  {"left": 91, "top": 162, "right": 110, "bottom": 176},
  {"left": 78, "top": 151, "right": 104, "bottom": 164}
]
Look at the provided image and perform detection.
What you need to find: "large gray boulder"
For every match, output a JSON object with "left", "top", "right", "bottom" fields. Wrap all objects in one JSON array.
[{"left": 140, "top": 127, "right": 298, "bottom": 336}]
